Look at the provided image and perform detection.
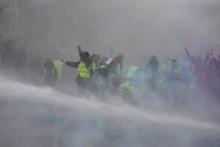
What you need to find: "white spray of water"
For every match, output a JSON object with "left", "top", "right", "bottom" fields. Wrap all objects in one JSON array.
[
  {"left": 0, "top": 75, "right": 220, "bottom": 147},
  {"left": 0, "top": 75, "right": 219, "bottom": 131}
]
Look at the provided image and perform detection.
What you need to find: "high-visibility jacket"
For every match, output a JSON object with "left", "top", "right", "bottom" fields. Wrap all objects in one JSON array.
[
  {"left": 116, "top": 63, "right": 122, "bottom": 75},
  {"left": 99, "top": 64, "right": 108, "bottom": 69},
  {"left": 119, "top": 66, "right": 139, "bottom": 94},
  {"left": 77, "top": 61, "right": 91, "bottom": 78},
  {"left": 91, "top": 62, "right": 97, "bottom": 72},
  {"left": 53, "top": 59, "right": 64, "bottom": 79},
  {"left": 126, "top": 66, "right": 139, "bottom": 79},
  {"left": 119, "top": 80, "right": 133, "bottom": 93}
]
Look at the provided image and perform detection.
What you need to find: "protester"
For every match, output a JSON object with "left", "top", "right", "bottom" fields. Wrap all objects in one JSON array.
[
  {"left": 43, "top": 58, "right": 57, "bottom": 87},
  {"left": 65, "top": 46, "right": 93, "bottom": 93},
  {"left": 0, "top": 39, "right": 220, "bottom": 105},
  {"left": 53, "top": 58, "right": 65, "bottom": 80}
]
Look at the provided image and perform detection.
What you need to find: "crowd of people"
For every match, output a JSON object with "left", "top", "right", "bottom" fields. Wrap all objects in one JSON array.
[
  {"left": 0, "top": 40, "right": 220, "bottom": 107},
  {"left": 0, "top": 40, "right": 64, "bottom": 86}
]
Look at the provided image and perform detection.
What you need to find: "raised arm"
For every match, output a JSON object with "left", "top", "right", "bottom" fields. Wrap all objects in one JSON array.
[
  {"left": 77, "top": 45, "right": 84, "bottom": 59},
  {"left": 65, "top": 61, "right": 79, "bottom": 68}
]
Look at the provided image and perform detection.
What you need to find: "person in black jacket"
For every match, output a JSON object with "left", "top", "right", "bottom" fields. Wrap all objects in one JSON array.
[{"left": 65, "top": 46, "right": 92, "bottom": 93}]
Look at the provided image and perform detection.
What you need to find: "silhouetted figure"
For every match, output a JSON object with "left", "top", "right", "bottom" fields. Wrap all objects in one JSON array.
[
  {"left": 148, "top": 55, "right": 159, "bottom": 89},
  {"left": 43, "top": 58, "right": 57, "bottom": 87}
]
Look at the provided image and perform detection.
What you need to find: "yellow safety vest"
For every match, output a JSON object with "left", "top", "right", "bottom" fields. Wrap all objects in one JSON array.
[
  {"left": 119, "top": 80, "right": 133, "bottom": 93},
  {"left": 126, "top": 66, "right": 139, "bottom": 78},
  {"left": 119, "top": 66, "right": 139, "bottom": 94},
  {"left": 99, "top": 64, "right": 108, "bottom": 69},
  {"left": 53, "top": 59, "right": 64, "bottom": 79},
  {"left": 116, "top": 64, "right": 122, "bottom": 75},
  {"left": 77, "top": 61, "right": 91, "bottom": 78},
  {"left": 91, "top": 62, "right": 97, "bottom": 72}
]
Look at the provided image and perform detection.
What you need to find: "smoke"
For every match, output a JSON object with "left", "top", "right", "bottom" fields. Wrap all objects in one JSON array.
[
  {"left": 0, "top": 75, "right": 220, "bottom": 147},
  {"left": 1, "top": 0, "right": 220, "bottom": 60},
  {"left": 0, "top": 1, "right": 220, "bottom": 146}
]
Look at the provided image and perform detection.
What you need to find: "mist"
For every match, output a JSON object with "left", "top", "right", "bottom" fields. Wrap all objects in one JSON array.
[
  {"left": 0, "top": 76, "right": 220, "bottom": 147},
  {"left": 0, "top": 0, "right": 220, "bottom": 147},
  {"left": 1, "top": 0, "right": 220, "bottom": 60}
]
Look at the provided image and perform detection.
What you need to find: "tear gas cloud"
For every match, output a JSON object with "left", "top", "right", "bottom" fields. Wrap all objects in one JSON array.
[
  {"left": 0, "top": 0, "right": 220, "bottom": 147},
  {"left": 1, "top": 0, "right": 220, "bottom": 60}
]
